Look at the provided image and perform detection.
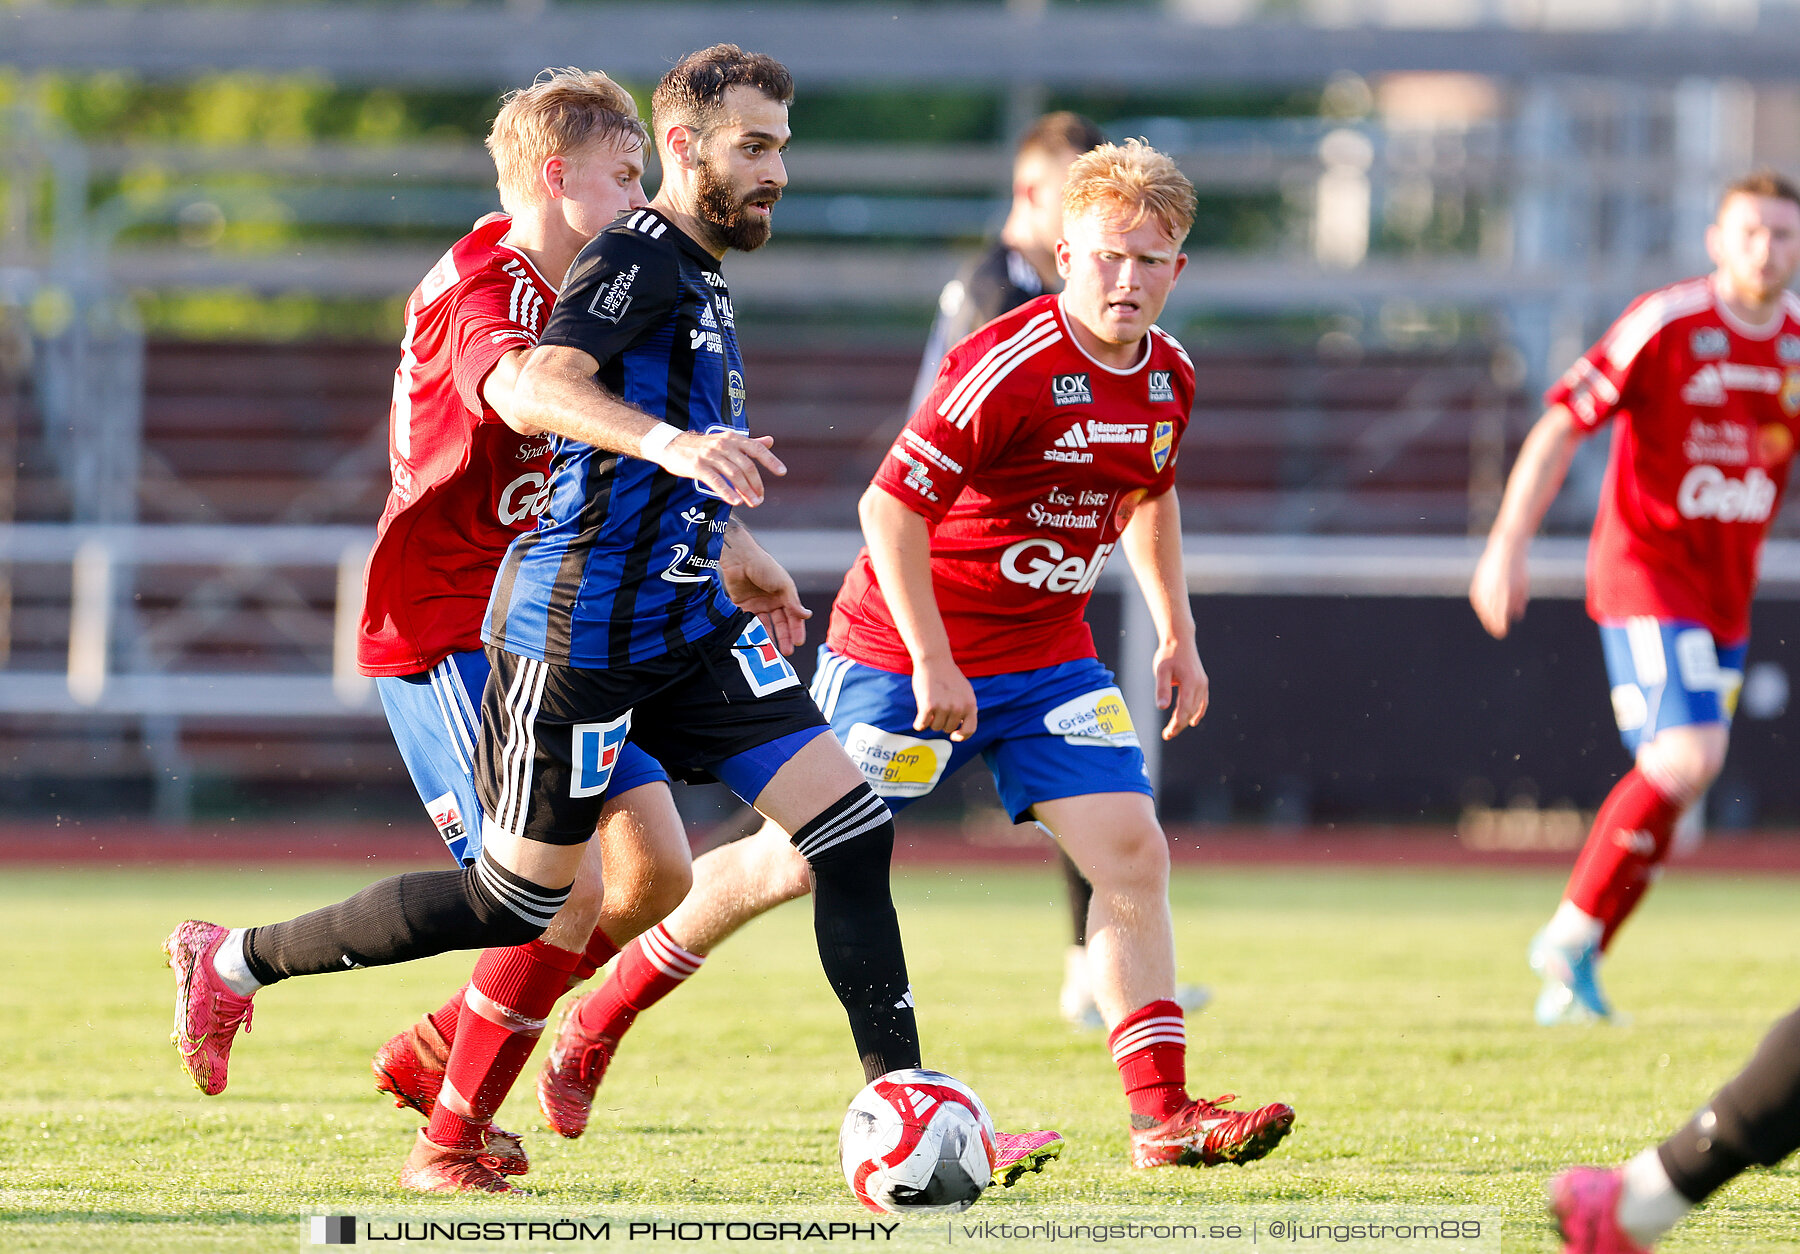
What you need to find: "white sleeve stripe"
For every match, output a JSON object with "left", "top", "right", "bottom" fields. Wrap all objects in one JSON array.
[
  {"left": 936, "top": 311, "right": 1058, "bottom": 420},
  {"left": 1603, "top": 281, "right": 1712, "bottom": 372},
  {"left": 945, "top": 331, "right": 1061, "bottom": 429},
  {"left": 463, "top": 985, "right": 548, "bottom": 1036}
]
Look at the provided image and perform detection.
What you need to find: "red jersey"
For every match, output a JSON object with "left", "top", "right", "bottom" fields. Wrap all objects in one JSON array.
[
  {"left": 1547, "top": 275, "right": 1800, "bottom": 644},
  {"left": 829, "top": 295, "right": 1193, "bottom": 676},
  {"left": 358, "top": 214, "right": 560, "bottom": 676}
]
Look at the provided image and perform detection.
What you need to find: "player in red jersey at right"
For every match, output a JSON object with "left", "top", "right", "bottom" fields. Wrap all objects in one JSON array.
[
  {"left": 1471, "top": 170, "right": 1800, "bottom": 1025},
  {"left": 538, "top": 140, "right": 1295, "bottom": 1173}
]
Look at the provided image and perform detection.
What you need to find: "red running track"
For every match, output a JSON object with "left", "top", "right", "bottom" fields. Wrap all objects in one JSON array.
[{"left": 4, "top": 820, "right": 1799, "bottom": 874}]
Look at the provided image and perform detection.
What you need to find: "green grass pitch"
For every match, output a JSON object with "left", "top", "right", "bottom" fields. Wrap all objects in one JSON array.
[{"left": 2, "top": 862, "right": 1797, "bottom": 1252}]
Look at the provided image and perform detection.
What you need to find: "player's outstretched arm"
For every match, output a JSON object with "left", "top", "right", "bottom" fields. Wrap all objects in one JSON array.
[
  {"left": 719, "top": 519, "right": 812, "bottom": 655},
  {"left": 1120, "top": 488, "right": 1207, "bottom": 740},
  {"left": 858, "top": 484, "right": 978, "bottom": 741},
  {"left": 1470, "top": 404, "right": 1582, "bottom": 639},
  {"left": 509, "top": 344, "right": 785, "bottom": 506}
]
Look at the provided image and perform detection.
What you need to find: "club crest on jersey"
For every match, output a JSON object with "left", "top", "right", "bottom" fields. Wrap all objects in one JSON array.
[
  {"left": 589, "top": 264, "right": 639, "bottom": 324},
  {"left": 730, "top": 619, "right": 800, "bottom": 696},
  {"left": 1151, "top": 420, "right": 1175, "bottom": 472},
  {"left": 1052, "top": 373, "right": 1093, "bottom": 407},
  {"left": 1690, "top": 327, "right": 1729, "bottom": 359},
  {"left": 729, "top": 369, "right": 746, "bottom": 419},
  {"left": 570, "top": 713, "right": 632, "bottom": 798},
  {"left": 1779, "top": 334, "right": 1800, "bottom": 363},
  {"left": 843, "top": 723, "right": 952, "bottom": 797},
  {"left": 1783, "top": 370, "right": 1800, "bottom": 417},
  {"left": 1148, "top": 370, "right": 1175, "bottom": 403}
]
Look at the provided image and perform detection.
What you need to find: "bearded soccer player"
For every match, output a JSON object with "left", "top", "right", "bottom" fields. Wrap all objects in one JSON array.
[
  {"left": 544, "top": 140, "right": 1295, "bottom": 1173},
  {"left": 160, "top": 53, "right": 827, "bottom": 1194},
  {"left": 354, "top": 70, "right": 800, "bottom": 1194},
  {"left": 1549, "top": 1000, "right": 1800, "bottom": 1252},
  {"left": 1471, "top": 170, "right": 1800, "bottom": 1025}
]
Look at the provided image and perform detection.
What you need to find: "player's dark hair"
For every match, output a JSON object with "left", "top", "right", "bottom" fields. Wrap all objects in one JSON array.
[
  {"left": 652, "top": 44, "right": 794, "bottom": 142},
  {"left": 1720, "top": 168, "right": 1800, "bottom": 212},
  {"left": 1017, "top": 111, "right": 1106, "bottom": 160}
]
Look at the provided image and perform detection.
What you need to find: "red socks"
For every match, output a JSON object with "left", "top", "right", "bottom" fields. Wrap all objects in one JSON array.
[
  {"left": 1109, "top": 999, "right": 1189, "bottom": 1122},
  {"left": 573, "top": 923, "right": 705, "bottom": 1039},
  {"left": 1564, "top": 767, "right": 1684, "bottom": 951},
  {"left": 426, "top": 940, "right": 581, "bottom": 1151},
  {"left": 426, "top": 988, "right": 466, "bottom": 1048},
  {"left": 570, "top": 926, "right": 623, "bottom": 986}
]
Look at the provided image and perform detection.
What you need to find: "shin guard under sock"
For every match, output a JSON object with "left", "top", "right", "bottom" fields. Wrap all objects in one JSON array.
[
  {"left": 1659, "top": 1003, "right": 1800, "bottom": 1203},
  {"left": 242, "top": 853, "right": 569, "bottom": 985},
  {"left": 792, "top": 785, "right": 919, "bottom": 1082}
]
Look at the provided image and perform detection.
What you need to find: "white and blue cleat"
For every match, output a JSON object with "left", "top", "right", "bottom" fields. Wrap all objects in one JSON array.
[{"left": 1529, "top": 929, "right": 1617, "bottom": 1026}]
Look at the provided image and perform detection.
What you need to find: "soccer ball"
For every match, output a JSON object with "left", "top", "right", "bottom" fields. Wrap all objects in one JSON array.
[{"left": 839, "top": 1068, "right": 996, "bottom": 1214}]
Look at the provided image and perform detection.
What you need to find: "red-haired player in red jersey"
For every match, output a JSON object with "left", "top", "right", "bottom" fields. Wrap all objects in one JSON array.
[
  {"left": 1471, "top": 170, "right": 1800, "bottom": 1029},
  {"left": 532, "top": 139, "right": 1296, "bottom": 1174}
]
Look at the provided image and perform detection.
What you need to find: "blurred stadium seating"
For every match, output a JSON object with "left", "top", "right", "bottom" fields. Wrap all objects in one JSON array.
[{"left": 5, "top": 2, "right": 1800, "bottom": 825}]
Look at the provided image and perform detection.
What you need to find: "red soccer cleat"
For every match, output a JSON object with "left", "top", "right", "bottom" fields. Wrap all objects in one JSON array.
[
  {"left": 400, "top": 1131, "right": 526, "bottom": 1196},
  {"left": 164, "top": 920, "right": 254, "bottom": 1097},
  {"left": 1129, "top": 1093, "right": 1295, "bottom": 1169},
  {"left": 371, "top": 1018, "right": 529, "bottom": 1176},
  {"left": 536, "top": 994, "right": 617, "bottom": 1139},
  {"left": 1549, "top": 1167, "right": 1655, "bottom": 1254},
  {"left": 373, "top": 1020, "right": 448, "bottom": 1119},
  {"left": 992, "top": 1129, "right": 1065, "bottom": 1187}
]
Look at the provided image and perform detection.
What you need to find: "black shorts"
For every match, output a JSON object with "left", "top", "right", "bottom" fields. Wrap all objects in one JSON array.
[{"left": 476, "top": 614, "right": 829, "bottom": 846}]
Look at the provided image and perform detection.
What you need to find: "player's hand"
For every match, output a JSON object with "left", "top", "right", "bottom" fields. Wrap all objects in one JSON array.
[
  {"left": 657, "top": 431, "right": 785, "bottom": 507},
  {"left": 1154, "top": 637, "right": 1208, "bottom": 741},
  {"left": 1469, "top": 541, "right": 1530, "bottom": 639},
  {"left": 912, "top": 656, "right": 978, "bottom": 742},
  {"left": 719, "top": 540, "right": 811, "bottom": 655}
]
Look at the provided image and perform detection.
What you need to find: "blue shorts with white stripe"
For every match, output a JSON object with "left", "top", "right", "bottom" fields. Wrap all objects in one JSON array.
[{"left": 376, "top": 648, "right": 668, "bottom": 865}]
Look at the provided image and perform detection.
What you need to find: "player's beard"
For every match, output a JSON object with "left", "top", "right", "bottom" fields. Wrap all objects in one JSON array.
[{"left": 695, "top": 155, "right": 779, "bottom": 252}]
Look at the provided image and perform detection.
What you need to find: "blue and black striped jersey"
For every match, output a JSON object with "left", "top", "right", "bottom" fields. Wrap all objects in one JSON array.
[{"left": 484, "top": 208, "right": 746, "bottom": 668}]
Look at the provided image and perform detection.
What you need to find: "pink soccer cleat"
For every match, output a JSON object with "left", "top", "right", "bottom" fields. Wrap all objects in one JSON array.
[
  {"left": 163, "top": 920, "right": 255, "bottom": 1096},
  {"left": 992, "top": 1129, "right": 1065, "bottom": 1187},
  {"left": 1129, "top": 1093, "right": 1295, "bottom": 1169},
  {"left": 536, "top": 994, "right": 617, "bottom": 1139},
  {"left": 400, "top": 1131, "right": 526, "bottom": 1195},
  {"left": 372, "top": 1018, "right": 529, "bottom": 1176},
  {"left": 1549, "top": 1167, "right": 1654, "bottom": 1254}
]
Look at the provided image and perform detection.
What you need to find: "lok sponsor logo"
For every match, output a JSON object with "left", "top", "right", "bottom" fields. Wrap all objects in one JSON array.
[
  {"left": 1690, "top": 327, "right": 1730, "bottom": 359},
  {"left": 1148, "top": 369, "right": 1175, "bottom": 403},
  {"left": 1051, "top": 372, "right": 1093, "bottom": 406}
]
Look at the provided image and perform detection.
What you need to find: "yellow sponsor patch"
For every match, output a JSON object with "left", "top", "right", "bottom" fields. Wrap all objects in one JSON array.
[
  {"left": 1042, "top": 688, "right": 1139, "bottom": 748},
  {"left": 843, "top": 723, "right": 953, "bottom": 798}
]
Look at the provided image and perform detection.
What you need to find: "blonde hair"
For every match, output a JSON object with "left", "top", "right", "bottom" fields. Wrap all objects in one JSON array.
[
  {"left": 1062, "top": 139, "right": 1197, "bottom": 246},
  {"left": 487, "top": 67, "right": 648, "bottom": 212}
]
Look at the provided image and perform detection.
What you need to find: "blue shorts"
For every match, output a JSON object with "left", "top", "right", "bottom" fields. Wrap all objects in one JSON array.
[
  {"left": 377, "top": 649, "right": 668, "bottom": 865},
  {"left": 810, "top": 647, "right": 1152, "bottom": 824},
  {"left": 1598, "top": 618, "right": 1746, "bottom": 755}
]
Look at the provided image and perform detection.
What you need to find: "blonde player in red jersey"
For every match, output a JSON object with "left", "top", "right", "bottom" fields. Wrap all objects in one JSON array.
[
  {"left": 533, "top": 140, "right": 1296, "bottom": 1173},
  {"left": 1471, "top": 171, "right": 1800, "bottom": 1028}
]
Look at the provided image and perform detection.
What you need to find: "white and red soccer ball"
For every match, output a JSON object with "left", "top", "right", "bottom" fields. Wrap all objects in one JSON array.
[{"left": 839, "top": 1069, "right": 996, "bottom": 1214}]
